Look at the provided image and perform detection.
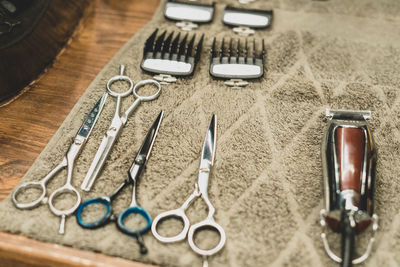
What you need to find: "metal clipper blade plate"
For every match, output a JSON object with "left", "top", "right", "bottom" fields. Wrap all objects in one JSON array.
[
  {"left": 222, "top": 6, "right": 273, "bottom": 36},
  {"left": 164, "top": 0, "right": 215, "bottom": 31},
  {"left": 141, "top": 29, "right": 204, "bottom": 84},
  {"left": 209, "top": 38, "right": 265, "bottom": 88}
]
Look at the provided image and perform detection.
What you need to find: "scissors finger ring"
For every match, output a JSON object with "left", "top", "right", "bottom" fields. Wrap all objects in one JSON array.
[
  {"left": 188, "top": 219, "right": 226, "bottom": 256},
  {"left": 106, "top": 65, "right": 134, "bottom": 97},
  {"left": 132, "top": 79, "right": 162, "bottom": 102}
]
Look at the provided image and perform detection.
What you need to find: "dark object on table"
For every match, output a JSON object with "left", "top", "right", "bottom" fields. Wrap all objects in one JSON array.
[{"left": 0, "top": 0, "right": 89, "bottom": 105}]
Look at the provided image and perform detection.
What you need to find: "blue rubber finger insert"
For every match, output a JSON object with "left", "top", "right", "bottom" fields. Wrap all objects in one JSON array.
[
  {"left": 117, "top": 206, "right": 152, "bottom": 235},
  {"left": 76, "top": 198, "right": 111, "bottom": 229}
]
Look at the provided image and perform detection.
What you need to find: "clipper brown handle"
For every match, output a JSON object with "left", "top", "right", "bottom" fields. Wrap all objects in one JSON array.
[{"left": 336, "top": 127, "right": 365, "bottom": 192}]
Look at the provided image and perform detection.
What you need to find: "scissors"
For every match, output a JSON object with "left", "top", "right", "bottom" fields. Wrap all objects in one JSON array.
[
  {"left": 81, "top": 65, "right": 162, "bottom": 191},
  {"left": 76, "top": 111, "right": 163, "bottom": 254},
  {"left": 11, "top": 93, "right": 108, "bottom": 234},
  {"left": 152, "top": 114, "right": 226, "bottom": 267}
]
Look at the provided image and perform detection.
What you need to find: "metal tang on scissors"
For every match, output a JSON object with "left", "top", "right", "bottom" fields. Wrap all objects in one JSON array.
[
  {"left": 320, "top": 109, "right": 379, "bottom": 267},
  {"left": 152, "top": 114, "right": 226, "bottom": 267},
  {"left": 81, "top": 65, "right": 162, "bottom": 191},
  {"left": 11, "top": 93, "right": 108, "bottom": 234},
  {"left": 76, "top": 111, "right": 164, "bottom": 254}
]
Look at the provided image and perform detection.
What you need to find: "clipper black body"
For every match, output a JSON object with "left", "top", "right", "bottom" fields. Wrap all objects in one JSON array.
[{"left": 320, "top": 109, "right": 379, "bottom": 267}]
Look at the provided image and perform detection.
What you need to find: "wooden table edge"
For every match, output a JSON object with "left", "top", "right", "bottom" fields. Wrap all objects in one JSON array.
[{"left": 0, "top": 231, "right": 158, "bottom": 267}]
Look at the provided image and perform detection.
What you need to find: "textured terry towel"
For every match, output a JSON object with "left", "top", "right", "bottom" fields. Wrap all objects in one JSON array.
[{"left": 1, "top": 0, "right": 400, "bottom": 266}]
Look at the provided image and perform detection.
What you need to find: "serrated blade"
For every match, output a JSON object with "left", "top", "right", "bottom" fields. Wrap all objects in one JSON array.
[{"left": 76, "top": 93, "right": 108, "bottom": 139}]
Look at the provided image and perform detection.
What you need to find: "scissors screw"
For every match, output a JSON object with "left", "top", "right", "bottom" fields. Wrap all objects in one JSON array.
[
  {"left": 135, "top": 158, "right": 144, "bottom": 165},
  {"left": 74, "top": 139, "right": 83, "bottom": 145},
  {"left": 109, "top": 127, "right": 117, "bottom": 131}
]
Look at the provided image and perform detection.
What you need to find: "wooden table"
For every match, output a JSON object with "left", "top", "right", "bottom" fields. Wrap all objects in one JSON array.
[{"left": 0, "top": 0, "right": 159, "bottom": 266}]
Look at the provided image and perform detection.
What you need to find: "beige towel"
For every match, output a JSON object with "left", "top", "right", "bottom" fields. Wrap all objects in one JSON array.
[{"left": 1, "top": 0, "right": 400, "bottom": 266}]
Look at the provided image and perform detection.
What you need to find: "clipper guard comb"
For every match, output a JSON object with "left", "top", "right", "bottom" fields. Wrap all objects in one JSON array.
[
  {"left": 222, "top": 6, "right": 273, "bottom": 36},
  {"left": 164, "top": 0, "right": 215, "bottom": 31},
  {"left": 209, "top": 38, "right": 265, "bottom": 88}
]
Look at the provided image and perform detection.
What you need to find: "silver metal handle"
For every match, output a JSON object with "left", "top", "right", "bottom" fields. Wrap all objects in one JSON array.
[
  {"left": 151, "top": 207, "right": 190, "bottom": 243},
  {"left": 121, "top": 79, "right": 162, "bottom": 124},
  {"left": 12, "top": 159, "right": 67, "bottom": 209},
  {"left": 48, "top": 184, "right": 81, "bottom": 234},
  {"left": 187, "top": 218, "right": 226, "bottom": 257},
  {"left": 12, "top": 181, "right": 47, "bottom": 209},
  {"left": 132, "top": 79, "right": 162, "bottom": 101},
  {"left": 152, "top": 190, "right": 199, "bottom": 242},
  {"left": 106, "top": 65, "right": 134, "bottom": 97}
]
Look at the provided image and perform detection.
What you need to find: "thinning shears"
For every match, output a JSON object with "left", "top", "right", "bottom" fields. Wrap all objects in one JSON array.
[
  {"left": 81, "top": 65, "right": 162, "bottom": 191},
  {"left": 152, "top": 115, "right": 226, "bottom": 267},
  {"left": 76, "top": 111, "right": 164, "bottom": 254},
  {"left": 11, "top": 93, "right": 108, "bottom": 234}
]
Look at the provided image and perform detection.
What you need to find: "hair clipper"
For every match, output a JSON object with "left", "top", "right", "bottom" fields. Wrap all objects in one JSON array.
[{"left": 320, "top": 109, "right": 379, "bottom": 267}]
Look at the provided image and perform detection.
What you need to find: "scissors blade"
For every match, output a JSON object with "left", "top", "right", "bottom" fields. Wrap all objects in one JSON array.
[
  {"left": 129, "top": 111, "right": 164, "bottom": 175},
  {"left": 76, "top": 93, "right": 108, "bottom": 139},
  {"left": 81, "top": 133, "right": 118, "bottom": 191},
  {"left": 199, "top": 114, "right": 217, "bottom": 172}
]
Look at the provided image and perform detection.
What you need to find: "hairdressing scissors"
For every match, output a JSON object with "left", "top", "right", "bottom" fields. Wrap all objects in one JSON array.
[
  {"left": 11, "top": 93, "right": 108, "bottom": 234},
  {"left": 152, "top": 114, "right": 226, "bottom": 267},
  {"left": 81, "top": 65, "right": 162, "bottom": 191},
  {"left": 76, "top": 111, "right": 163, "bottom": 254}
]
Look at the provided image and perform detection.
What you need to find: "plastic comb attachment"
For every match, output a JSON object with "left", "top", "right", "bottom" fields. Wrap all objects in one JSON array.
[
  {"left": 209, "top": 38, "right": 265, "bottom": 80},
  {"left": 164, "top": 0, "right": 215, "bottom": 24},
  {"left": 223, "top": 6, "right": 273, "bottom": 29},
  {"left": 141, "top": 29, "right": 204, "bottom": 77}
]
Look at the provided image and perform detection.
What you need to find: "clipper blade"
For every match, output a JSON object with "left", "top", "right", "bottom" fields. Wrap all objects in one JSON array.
[{"left": 326, "top": 109, "right": 371, "bottom": 121}]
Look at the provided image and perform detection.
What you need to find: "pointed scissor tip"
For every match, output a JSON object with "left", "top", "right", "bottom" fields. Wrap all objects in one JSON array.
[
  {"left": 210, "top": 114, "right": 217, "bottom": 165},
  {"left": 137, "top": 110, "right": 164, "bottom": 162},
  {"left": 210, "top": 114, "right": 217, "bottom": 130},
  {"left": 158, "top": 110, "right": 165, "bottom": 120},
  {"left": 200, "top": 114, "right": 217, "bottom": 169}
]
